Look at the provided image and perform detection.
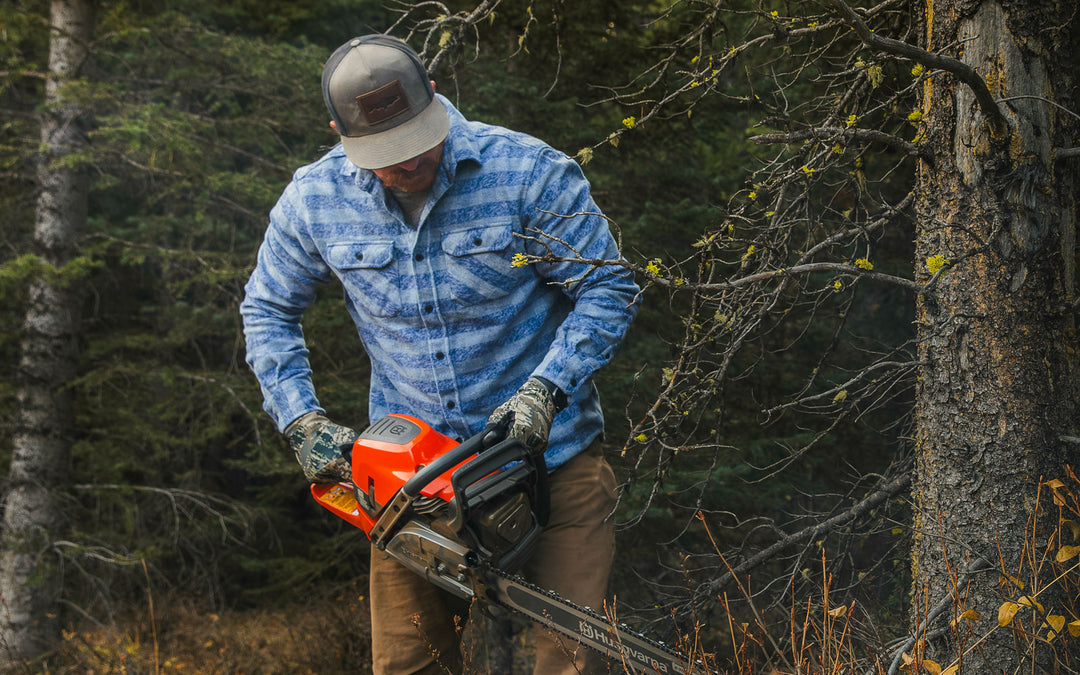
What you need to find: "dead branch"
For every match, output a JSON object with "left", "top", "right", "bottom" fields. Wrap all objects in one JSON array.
[
  {"left": 685, "top": 473, "right": 912, "bottom": 618},
  {"left": 825, "top": 0, "right": 1004, "bottom": 124},
  {"left": 752, "top": 126, "right": 925, "bottom": 158}
]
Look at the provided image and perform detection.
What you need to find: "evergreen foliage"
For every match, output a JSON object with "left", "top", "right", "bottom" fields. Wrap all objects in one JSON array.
[
  {"left": 1, "top": 1, "right": 399, "bottom": 617},
  {"left": 8, "top": 0, "right": 1074, "bottom": 672}
]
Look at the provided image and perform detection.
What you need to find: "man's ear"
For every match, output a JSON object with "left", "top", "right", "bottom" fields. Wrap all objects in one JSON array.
[
  {"left": 430, "top": 80, "right": 436, "bottom": 93},
  {"left": 329, "top": 120, "right": 339, "bottom": 133}
]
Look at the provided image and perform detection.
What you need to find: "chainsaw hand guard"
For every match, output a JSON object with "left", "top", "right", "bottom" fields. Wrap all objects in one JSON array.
[
  {"left": 376, "top": 419, "right": 548, "bottom": 572},
  {"left": 446, "top": 434, "right": 549, "bottom": 571}
]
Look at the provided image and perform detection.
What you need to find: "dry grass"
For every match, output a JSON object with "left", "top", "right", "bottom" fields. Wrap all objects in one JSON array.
[{"left": 49, "top": 582, "right": 372, "bottom": 675}]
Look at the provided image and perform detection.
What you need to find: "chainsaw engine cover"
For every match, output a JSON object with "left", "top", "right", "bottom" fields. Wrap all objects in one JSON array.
[{"left": 351, "top": 414, "right": 461, "bottom": 521}]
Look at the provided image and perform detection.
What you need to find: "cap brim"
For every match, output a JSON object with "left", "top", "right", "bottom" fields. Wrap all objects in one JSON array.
[{"left": 340, "top": 98, "right": 449, "bottom": 170}]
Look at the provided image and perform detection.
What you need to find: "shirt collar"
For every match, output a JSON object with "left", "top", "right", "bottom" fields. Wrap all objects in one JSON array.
[{"left": 438, "top": 95, "right": 482, "bottom": 175}]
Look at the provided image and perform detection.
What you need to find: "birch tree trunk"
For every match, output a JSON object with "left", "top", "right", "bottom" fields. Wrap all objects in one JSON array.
[
  {"left": 912, "top": 0, "right": 1079, "bottom": 671},
  {"left": 0, "top": 0, "right": 92, "bottom": 665}
]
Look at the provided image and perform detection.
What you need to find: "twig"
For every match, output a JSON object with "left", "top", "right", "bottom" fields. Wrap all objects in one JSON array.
[
  {"left": 996, "top": 95, "right": 1080, "bottom": 123},
  {"left": 883, "top": 558, "right": 990, "bottom": 675},
  {"left": 764, "top": 359, "right": 927, "bottom": 414},
  {"left": 141, "top": 558, "right": 161, "bottom": 675}
]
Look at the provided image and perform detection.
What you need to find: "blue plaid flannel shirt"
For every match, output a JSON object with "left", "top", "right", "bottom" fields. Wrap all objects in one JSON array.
[{"left": 241, "top": 96, "right": 640, "bottom": 469}]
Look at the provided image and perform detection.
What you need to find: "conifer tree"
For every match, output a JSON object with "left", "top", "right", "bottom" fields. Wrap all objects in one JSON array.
[{"left": 1, "top": 0, "right": 93, "bottom": 664}]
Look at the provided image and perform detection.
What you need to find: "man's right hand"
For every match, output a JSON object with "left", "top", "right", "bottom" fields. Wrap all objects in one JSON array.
[{"left": 285, "top": 412, "right": 357, "bottom": 484}]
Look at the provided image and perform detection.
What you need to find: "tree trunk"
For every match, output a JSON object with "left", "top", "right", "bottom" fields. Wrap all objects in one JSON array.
[
  {"left": 912, "top": 0, "right": 1079, "bottom": 672},
  {"left": 0, "top": 0, "right": 92, "bottom": 665}
]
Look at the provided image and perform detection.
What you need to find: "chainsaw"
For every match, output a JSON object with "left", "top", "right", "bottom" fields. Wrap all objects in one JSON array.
[{"left": 311, "top": 413, "right": 711, "bottom": 674}]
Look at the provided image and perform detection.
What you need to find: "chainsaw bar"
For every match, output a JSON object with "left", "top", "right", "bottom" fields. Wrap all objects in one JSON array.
[{"left": 482, "top": 565, "right": 713, "bottom": 675}]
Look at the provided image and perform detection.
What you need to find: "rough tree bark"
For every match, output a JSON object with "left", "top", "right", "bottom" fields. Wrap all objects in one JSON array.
[
  {"left": 0, "top": 0, "right": 92, "bottom": 666},
  {"left": 912, "top": 0, "right": 1079, "bottom": 671}
]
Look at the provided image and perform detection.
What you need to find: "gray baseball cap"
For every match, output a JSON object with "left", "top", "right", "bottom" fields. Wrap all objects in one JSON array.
[{"left": 321, "top": 35, "right": 449, "bottom": 170}]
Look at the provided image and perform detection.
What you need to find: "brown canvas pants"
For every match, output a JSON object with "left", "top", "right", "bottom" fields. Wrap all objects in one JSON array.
[{"left": 369, "top": 442, "right": 618, "bottom": 675}]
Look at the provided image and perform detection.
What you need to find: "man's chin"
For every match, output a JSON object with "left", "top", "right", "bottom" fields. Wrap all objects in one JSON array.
[{"left": 393, "top": 175, "right": 436, "bottom": 193}]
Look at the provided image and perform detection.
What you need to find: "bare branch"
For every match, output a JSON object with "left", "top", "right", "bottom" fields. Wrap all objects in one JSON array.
[
  {"left": 764, "top": 359, "right": 927, "bottom": 414},
  {"left": 682, "top": 473, "right": 912, "bottom": 618},
  {"left": 752, "top": 125, "right": 925, "bottom": 158},
  {"left": 825, "top": 0, "right": 1004, "bottom": 124}
]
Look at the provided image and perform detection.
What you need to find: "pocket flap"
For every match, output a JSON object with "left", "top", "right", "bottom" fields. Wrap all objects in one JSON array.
[
  {"left": 441, "top": 223, "right": 513, "bottom": 257},
  {"left": 326, "top": 241, "right": 394, "bottom": 270}
]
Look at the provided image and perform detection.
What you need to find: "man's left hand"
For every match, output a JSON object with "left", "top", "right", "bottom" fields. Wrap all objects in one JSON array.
[{"left": 487, "top": 377, "right": 563, "bottom": 455}]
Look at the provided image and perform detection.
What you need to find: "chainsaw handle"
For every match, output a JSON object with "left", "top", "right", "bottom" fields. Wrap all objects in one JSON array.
[{"left": 399, "top": 423, "right": 505, "bottom": 498}]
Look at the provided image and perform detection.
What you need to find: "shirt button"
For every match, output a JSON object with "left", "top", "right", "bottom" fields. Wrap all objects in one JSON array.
[
  {"left": 447, "top": 401, "right": 456, "bottom": 410},
  {"left": 473, "top": 237, "right": 483, "bottom": 246},
  {"left": 424, "top": 304, "right": 434, "bottom": 313},
  {"left": 355, "top": 252, "right": 363, "bottom": 261},
  {"left": 435, "top": 352, "right": 445, "bottom": 360},
  {"left": 415, "top": 253, "right": 424, "bottom": 261}
]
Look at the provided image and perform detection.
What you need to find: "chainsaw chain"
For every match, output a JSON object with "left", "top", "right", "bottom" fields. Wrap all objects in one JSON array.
[{"left": 480, "top": 563, "right": 703, "bottom": 673}]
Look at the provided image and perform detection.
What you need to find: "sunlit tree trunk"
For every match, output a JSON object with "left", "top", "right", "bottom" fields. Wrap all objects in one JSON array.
[
  {"left": 912, "top": 0, "right": 1079, "bottom": 671},
  {"left": 0, "top": 0, "right": 92, "bottom": 665}
]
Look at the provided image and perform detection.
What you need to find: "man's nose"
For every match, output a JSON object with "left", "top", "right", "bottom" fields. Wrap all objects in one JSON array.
[{"left": 396, "top": 157, "right": 421, "bottom": 171}]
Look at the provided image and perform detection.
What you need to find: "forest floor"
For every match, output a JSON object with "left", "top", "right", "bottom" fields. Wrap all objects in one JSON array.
[
  {"left": 46, "top": 581, "right": 566, "bottom": 674},
  {"left": 52, "top": 581, "right": 374, "bottom": 674}
]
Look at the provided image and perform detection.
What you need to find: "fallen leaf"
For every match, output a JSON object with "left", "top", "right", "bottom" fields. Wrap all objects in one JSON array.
[
  {"left": 998, "top": 602, "right": 1019, "bottom": 627},
  {"left": 1055, "top": 545, "right": 1080, "bottom": 563},
  {"left": 950, "top": 609, "right": 981, "bottom": 627}
]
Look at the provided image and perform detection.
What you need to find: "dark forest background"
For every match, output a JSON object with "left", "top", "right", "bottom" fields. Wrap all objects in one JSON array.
[{"left": 3, "top": 0, "right": 1078, "bottom": 673}]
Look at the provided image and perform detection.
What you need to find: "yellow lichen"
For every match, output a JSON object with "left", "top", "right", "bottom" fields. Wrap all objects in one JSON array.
[{"left": 925, "top": 254, "right": 948, "bottom": 275}]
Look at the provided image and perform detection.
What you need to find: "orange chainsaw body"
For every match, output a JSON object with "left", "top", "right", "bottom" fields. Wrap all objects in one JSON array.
[{"left": 310, "top": 414, "right": 468, "bottom": 535}]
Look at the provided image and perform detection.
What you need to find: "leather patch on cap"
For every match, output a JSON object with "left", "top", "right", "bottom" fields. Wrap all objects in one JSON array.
[{"left": 357, "top": 80, "right": 410, "bottom": 124}]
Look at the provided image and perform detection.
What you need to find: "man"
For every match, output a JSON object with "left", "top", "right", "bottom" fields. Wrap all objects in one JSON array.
[{"left": 240, "top": 34, "right": 639, "bottom": 674}]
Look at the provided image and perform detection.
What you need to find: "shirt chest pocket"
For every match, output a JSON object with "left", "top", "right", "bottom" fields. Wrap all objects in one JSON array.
[
  {"left": 440, "top": 223, "right": 520, "bottom": 306},
  {"left": 325, "top": 241, "right": 402, "bottom": 318}
]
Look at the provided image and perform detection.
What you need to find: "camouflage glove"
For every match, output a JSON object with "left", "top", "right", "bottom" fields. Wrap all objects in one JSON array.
[
  {"left": 486, "top": 377, "right": 564, "bottom": 455},
  {"left": 285, "top": 412, "right": 357, "bottom": 484}
]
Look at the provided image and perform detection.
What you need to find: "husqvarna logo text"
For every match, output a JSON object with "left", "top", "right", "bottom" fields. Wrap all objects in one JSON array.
[{"left": 578, "top": 620, "right": 679, "bottom": 673}]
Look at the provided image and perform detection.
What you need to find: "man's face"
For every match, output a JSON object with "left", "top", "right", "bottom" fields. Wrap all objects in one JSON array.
[{"left": 372, "top": 142, "right": 445, "bottom": 193}]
